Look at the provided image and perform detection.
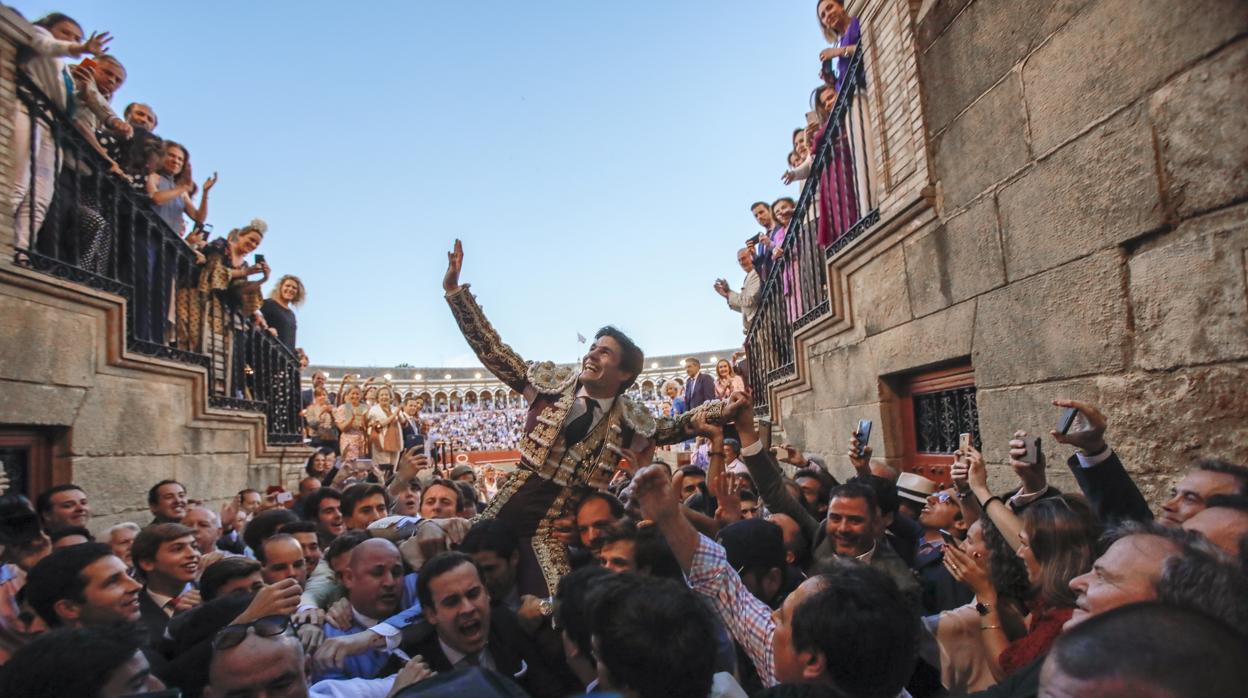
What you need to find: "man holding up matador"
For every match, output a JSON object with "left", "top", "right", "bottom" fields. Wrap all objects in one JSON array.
[{"left": 442, "top": 239, "right": 725, "bottom": 596}]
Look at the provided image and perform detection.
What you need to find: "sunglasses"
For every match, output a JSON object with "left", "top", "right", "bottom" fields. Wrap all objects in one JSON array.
[
  {"left": 212, "top": 615, "right": 291, "bottom": 650},
  {"left": 931, "top": 492, "right": 954, "bottom": 505}
]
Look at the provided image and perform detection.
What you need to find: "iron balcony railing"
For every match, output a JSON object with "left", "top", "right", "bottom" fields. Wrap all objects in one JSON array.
[
  {"left": 12, "top": 70, "right": 301, "bottom": 445},
  {"left": 745, "top": 43, "right": 879, "bottom": 417}
]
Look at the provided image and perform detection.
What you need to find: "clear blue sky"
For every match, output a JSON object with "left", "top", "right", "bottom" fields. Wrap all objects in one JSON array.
[{"left": 34, "top": 1, "right": 825, "bottom": 367}]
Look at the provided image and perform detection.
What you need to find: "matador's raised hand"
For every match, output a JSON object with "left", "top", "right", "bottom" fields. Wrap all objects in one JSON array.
[{"left": 443, "top": 239, "right": 464, "bottom": 293}]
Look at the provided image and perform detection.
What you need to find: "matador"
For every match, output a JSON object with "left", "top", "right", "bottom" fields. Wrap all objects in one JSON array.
[{"left": 442, "top": 240, "right": 721, "bottom": 596}]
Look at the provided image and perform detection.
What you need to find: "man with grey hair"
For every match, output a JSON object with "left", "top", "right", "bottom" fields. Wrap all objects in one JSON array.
[
  {"left": 971, "top": 520, "right": 1248, "bottom": 698},
  {"left": 183, "top": 505, "right": 222, "bottom": 557},
  {"left": 106, "top": 522, "right": 140, "bottom": 572}
]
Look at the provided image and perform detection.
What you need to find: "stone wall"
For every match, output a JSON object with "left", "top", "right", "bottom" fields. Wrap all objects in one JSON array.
[
  {"left": 775, "top": 0, "right": 1248, "bottom": 504},
  {"left": 0, "top": 9, "right": 307, "bottom": 532}
]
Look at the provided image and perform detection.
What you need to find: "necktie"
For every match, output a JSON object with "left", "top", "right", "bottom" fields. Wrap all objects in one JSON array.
[{"left": 563, "top": 397, "right": 598, "bottom": 447}]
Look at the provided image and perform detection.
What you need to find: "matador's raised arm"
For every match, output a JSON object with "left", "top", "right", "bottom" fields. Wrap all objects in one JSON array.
[
  {"left": 445, "top": 285, "right": 529, "bottom": 394},
  {"left": 651, "top": 399, "right": 730, "bottom": 446},
  {"left": 443, "top": 240, "right": 529, "bottom": 394}
]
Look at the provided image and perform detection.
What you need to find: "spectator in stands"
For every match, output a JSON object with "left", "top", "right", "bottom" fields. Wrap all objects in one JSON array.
[
  {"left": 307, "top": 392, "right": 339, "bottom": 451},
  {"left": 683, "top": 357, "right": 716, "bottom": 410},
  {"left": 400, "top": 396, "right": 425, "bottom": 451},
  {"left": 132, "top": 523, "right": 201, "bottom": 645},
  {"left": 715, "top": 247, "right": 761, "bottom": 333},
  {"left": 146, "top": 140, "right": 214, "bottom": 237},
  {"left": 10, "top": 13, "right": 110, "bottom": 263},
  {"left": 454, "top": 480, "right": 480, "bottom": 518},
  {"left": 368, "top": 386, "right": 403, "bottom": 470},
  {"left": 769, "top": 195, "right": 804, "bottom": 321},
  {"left": 334, "top": 383, "right": 369, "bottom": 458},
  {"left": 257, "top": 534, "right": 309, "bottom": 588},
  {"left": 243, "top": 508, "right": 300, "bottom": 556},
  {"left": 239, "top": 489, "right": 263, "bottom": 516},
  {"left": 174, "top": 218, "right": 268, "bottom": 357},
  {"left": 914, "top": 487, "right": 973, "bottom": 614},
  {"left": 35, "top": 483, "right": 90, "bottom": 532},
  {"left": 714, "top": 358, "right": 745, "bottom": 399},
  {"left": 24, "top": 543, "right": 141, "bottom": 627},
  {"left": 148, "top": 479, "right": 189, "bottom": 524},
  {"left": 0, "top": 624, "right": 166, "bottom": 697},
  {"left": 259, "top": 274, "right": 303, "bottom": 352},
  {"left": 183, "top": 505, "right": 222, "bottom": 557},
  {"left": 749, "top": 201, "right": 778, "bottom": 278},
  {"left": 107, "top": 522, "right": 140, "bottom": 570}
]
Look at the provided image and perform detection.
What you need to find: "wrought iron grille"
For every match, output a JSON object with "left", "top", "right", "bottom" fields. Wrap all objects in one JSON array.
[
  {"left": 12, "top": 72, "right": 301, "bottom": 447},
  {"left": 913, "top": 386, "right": 982, "bottom": 453},
  {"left": 745, "top": 43, "right": 880, "bottom": 417}
]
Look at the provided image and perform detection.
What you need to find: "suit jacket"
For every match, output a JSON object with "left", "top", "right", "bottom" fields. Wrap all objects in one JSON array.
[
  {"left": 684, "top": 373, "right": 716, "bottom": 411},
  {"left": 914, "top": 540, "right": 973, "bottom": 615},
  {"left": 392, "top": 605, "right": 565, "bottom": 698},
  {"left": 1065, "top": 451, "right": 1152, "bottom": 524},
  {"left": 137, "top": 589, "right": 172, "bottom": 649}
]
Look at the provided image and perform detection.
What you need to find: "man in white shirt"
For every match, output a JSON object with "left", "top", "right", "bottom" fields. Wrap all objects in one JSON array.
[
  {"left": 716, "top": 247, "right": 762, "bottom": 333},
  {"left": 315, "top": 539, "right": 405, "bottom": 681}
]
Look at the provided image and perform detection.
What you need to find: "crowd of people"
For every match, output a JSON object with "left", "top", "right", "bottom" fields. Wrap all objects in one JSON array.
[
  {"left": 715, "top": 0, "right": 863, "bottom": 335},
  {"left": 3, "top": 3, "right": 1247, "bottom": 698},
  {"left": 8, "top": 9, "right": 309, "bottom": 402},
  {"left": 3, "top": 390, "right": 1246, "bottom": 698}
]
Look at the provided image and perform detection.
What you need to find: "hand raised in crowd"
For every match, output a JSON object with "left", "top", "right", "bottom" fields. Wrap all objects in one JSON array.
[
  {"left": 326, "top": 597, "right": 353, "bottom": 631},
  {"left": 203, "top": 172, "right": 218, "bottom": 192},
  {"left": 965, "top": 445, "right": 989, "bottom": 499},
  {"left": 710, "top": 466, "right": 743, "bottom": 525},
  {"left": 314, "top": 629, "right": 387, "bottom": 674},
  {"left": 942, "top": 541, "right": 993, "bottom": 601},
  {"left": 1049, "top": 399, "right": 1108, "bottom": 454},
  {"left": 713, "top": 279, "right": 730, "bottom": 299},
  {"left": 777, "top": 443, "right": 808, "bottom": 467},
  {"left": 294, "top": 607, "right": 326, "bottom": 654},
  {"left": 236, "top": 578, "right": 301, "bottom": 624},
  {"left": 632, "top": 464, "right": 681, "bottom": 525},
  {"left": 73, "top": 30, "right": 112, "bottom": 57},
  {"left": 516, "top": 595, "right": 549, "bottom": 636},
  {"left": 1008, "top": 429, "right": 1047, "bottom": 494},
  {"left": 847, "top": 433, "right": 873, "bottom": 475},
  {"left": 443, "top": 239, "right": 464, "bottom": 293},
  {"left": 782, "top": 170, "right": 797, "bottom": 185},
  {"left": 173, "top": 589, "right": 202, "bottom": 614},
  {"left": 106, "top": 116, "right": 133, "bottom": 140},
  {"left": 951, "top": 451, "right": 970, "bottom": 493},
  {"left": 396, "top": 449, "right": 430, "bottom": 483},
  {"left": 819, "top": 47, "right": 840, "bottom": 62},
  {"left": 388, "top": 655, "right": 436, "bottom": 698}
]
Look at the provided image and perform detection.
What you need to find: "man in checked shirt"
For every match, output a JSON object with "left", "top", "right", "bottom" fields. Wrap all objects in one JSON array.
[{"left": 632, "top": 411, "right": 920, "bottom": 697}]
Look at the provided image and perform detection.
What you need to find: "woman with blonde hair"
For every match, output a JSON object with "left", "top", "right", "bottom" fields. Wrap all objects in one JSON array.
[
  {"left": 334, "top": 382, "right": 369, "bottom": 458},
  {"left": 258, "top": 274, "right": 304, "bottom": 351},
  {"left": 368, "top": 385, "right": 402, "bottom": 469},
  {"left": 713, "top": 359, "right": 745, "bottom": 400}
]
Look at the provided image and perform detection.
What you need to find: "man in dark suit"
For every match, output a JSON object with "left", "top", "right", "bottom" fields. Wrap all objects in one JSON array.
[
  {"left": 1053, "top": 399, "right": 1247, "bottom": 526},
  {"left": 682, "top": 358, "right": 716, "bottom": 410},
  {"left": 132, "top": 523, "right": 201, "bottom": 647},
  {"left": 395, "top": 552, "right": 562, "bottom": 696}
]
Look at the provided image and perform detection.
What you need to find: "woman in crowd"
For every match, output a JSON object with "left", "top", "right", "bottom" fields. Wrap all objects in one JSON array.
[
  {"left": 334, "top": 383, "right": 369, "bottom": 458},
  {"left": 304, "top": 387, "right": 338, "bottom": 451},
  {"left": 947, "top": 491, "right": 1098, "bottom": 681},
  {"left": 663, "top": 380, "right": 686, "bottom": 417},
  {"left": 368, "top": 386, "right": 402, "bottom": 470},
  {"left": 810, "top": 82, "right": 861, "bottom": 247},
  {"left": 11, "top": 14, "right": 109, "bottom": 264},
  {"left": 175, "top": 220, "right": 268, "bottom": 394},
  {"left": 924, "top": 518, "right": 1031, "bottom": 694},
  {"left": 364, "top": 385, "right": 378, "bottom": 408},
  {"left": 817, "top": 0, "right": 861, "bottom": 90},
  {"left": 146, "top": 140, "right": 215, "bottom": 237},
  {"left": 713, "top": 359, "right": 745, "bottom": 400},
  {"left": 304, "top": 447, "right": 336, "bottom": 486},
  {"left": 768, "top": 196, "right": 803, "bottom": 322},
  {"left": 259, "top": 274, "right": 304, "bottom": 352}
]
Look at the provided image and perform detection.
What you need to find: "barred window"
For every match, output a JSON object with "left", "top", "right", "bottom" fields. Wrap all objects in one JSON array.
[{"left": 894, "top": 363, "right": 981, "bottom": 484}]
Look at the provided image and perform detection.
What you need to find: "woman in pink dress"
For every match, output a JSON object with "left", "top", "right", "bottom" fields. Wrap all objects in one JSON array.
[
  {"left": 714, "top": 359, "right": 746, "bottom": 399},
  {"left": 769, "top": 197, "right": 804, "bottom": 323},
  {"left": 334, "top": 383, "right": 369, "bottom": 458}
]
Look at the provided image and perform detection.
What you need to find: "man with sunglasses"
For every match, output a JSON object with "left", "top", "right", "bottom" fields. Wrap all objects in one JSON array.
[
  {"left": 913, "top": 487, "right": 973, "bottom": 614},
  {"left": 207, "top": 615, "right": 309, "bottom": 698}
]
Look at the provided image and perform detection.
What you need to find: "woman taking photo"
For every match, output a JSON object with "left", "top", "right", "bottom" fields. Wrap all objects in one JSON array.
[
  {"left": 954, "top": 454, "right": 1099, "bottom": 681},
  {"left": 259, "top": 274, "right": 304, "bottom": 352}
]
